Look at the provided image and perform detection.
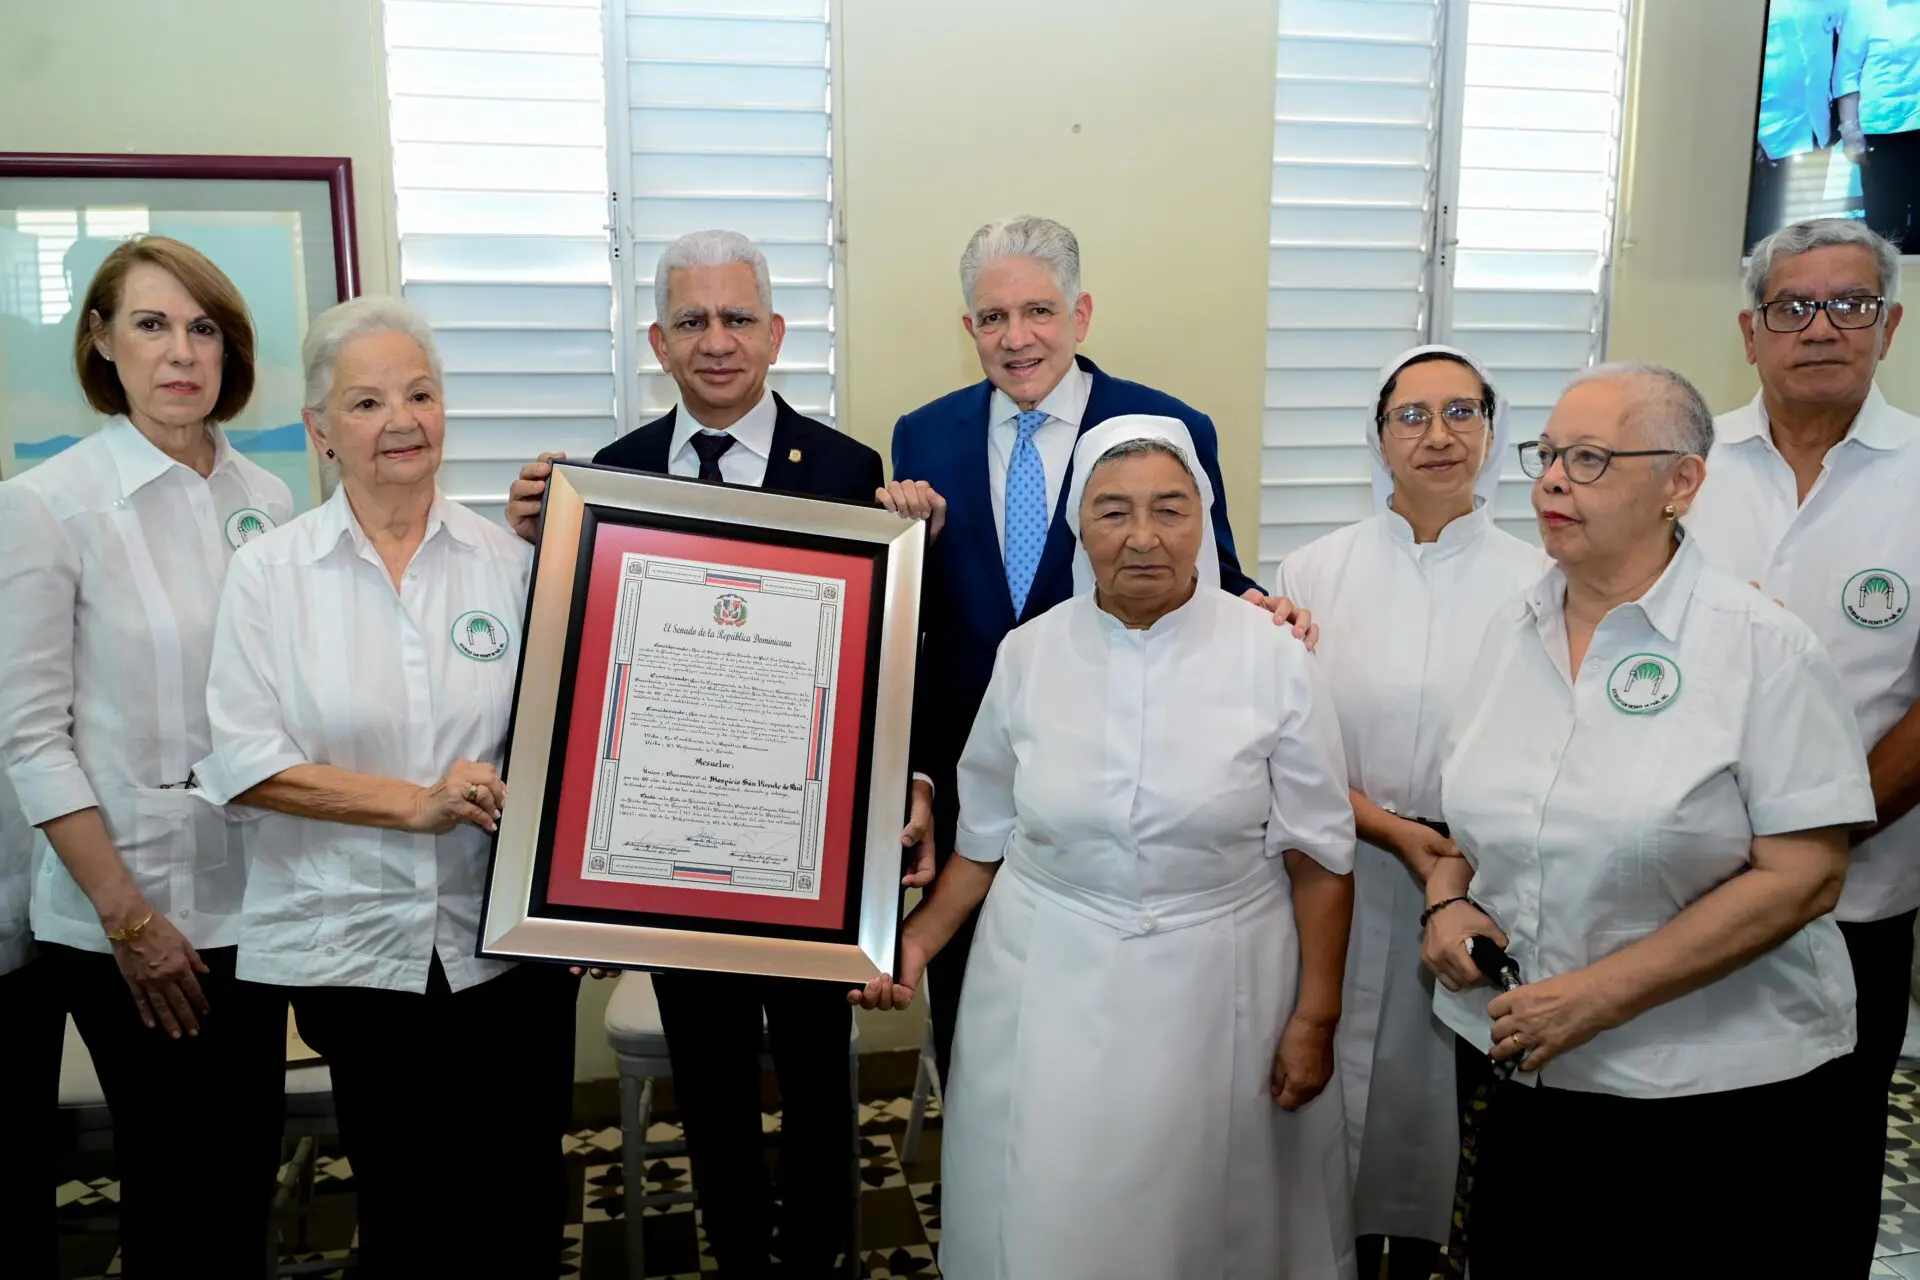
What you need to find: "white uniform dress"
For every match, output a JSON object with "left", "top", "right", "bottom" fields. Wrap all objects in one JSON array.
[
  {"left": 1276, "top": 346, "right": 1546, "bottom": 1243},
  {"left": 1435, "top": 533, "right": 1873, "bottom": 1097},
  {"left": 1687, "top": 387, "right": 1920, "bottom": 923},
  {"left": 939, "top": 416, "right": 1359, "bottom": 1280}
]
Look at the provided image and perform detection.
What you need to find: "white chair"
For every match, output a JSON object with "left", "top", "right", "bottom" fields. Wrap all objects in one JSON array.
[
  {"left": 901, "top": 1019, "right": 942, "bottom": 1167},
  {"left": 604, "top": 971, "right": 862, "bottom": 1280},
  {"left": 56, "top": 1015, "right": 350, "bottom": 1277}
]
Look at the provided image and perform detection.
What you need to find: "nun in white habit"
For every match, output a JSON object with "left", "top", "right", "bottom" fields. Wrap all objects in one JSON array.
[
  {"left": 852, "top": 415, "right": 1359, "bottom": 1279},
  {"left": 1275, "top": 347, "right": 1547, "bottom": 1277}
]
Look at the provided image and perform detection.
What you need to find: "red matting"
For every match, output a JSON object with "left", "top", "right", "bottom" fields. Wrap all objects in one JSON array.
[{"left": 541, "top": 522, "right": 874, "bottom": 931}]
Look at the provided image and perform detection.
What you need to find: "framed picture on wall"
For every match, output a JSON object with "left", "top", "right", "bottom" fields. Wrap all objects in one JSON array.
[
  {"left": 478, "top": 463, "right": 925, "bottom": 985},
  {"left": 0, "top": 152, "right": 359, "bottom": 505}
]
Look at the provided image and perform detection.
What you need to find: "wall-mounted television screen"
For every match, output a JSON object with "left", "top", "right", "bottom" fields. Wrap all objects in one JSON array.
[{"left": 1746, "top": 0, "right": 1920, "bottom": 257}]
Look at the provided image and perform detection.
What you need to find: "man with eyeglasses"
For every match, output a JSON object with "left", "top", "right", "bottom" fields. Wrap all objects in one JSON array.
[{"left": 1685, "top": 217, "right": 1918, "bottom": 1266}]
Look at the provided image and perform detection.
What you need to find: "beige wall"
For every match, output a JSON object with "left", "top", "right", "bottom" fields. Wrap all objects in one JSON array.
[
  {"left": 1610, "top": 0, "right": 1919, "bottom": 409},
  {"left": 0, "top": 0, "right": 398, "bottom": 296},
  {"left": 837, "top": 0, "right": 1280, "bottom": 565}
]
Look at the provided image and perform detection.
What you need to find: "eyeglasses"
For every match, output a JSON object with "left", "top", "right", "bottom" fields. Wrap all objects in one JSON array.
[
  {"left": 1518, "top": 440, "right": 1686, "bottom": 485},
  {"left": 1755, "top": 295, "right": 1887, "bottom": 333},
  {"left": 1377, "top": 399, "right": 1489, "bottom": 440}
]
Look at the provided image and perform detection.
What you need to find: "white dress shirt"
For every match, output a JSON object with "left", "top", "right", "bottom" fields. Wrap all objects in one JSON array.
[
  {"left": 666, "top": 390, "right": 777, "bottom": 487},
  {"left": 1436, "top": 535, "right": 1874, "bottom": 1098},
  {"left": 0, "top": 417, "right": 292, "bottom": 953},
  {"left": 1838, "top": 0, "right": 1920, "bottom": 137},
  {"left": 986, "top": 361, "right": 1089, "bottom": 547},
  {"left": 1687, "top": 387, "right": 1920, "bottom": 921},
  {"left": 1757, "top": 0, "right": 1847, "bottom": 159},
  {"left": 1, "top": 772, "right": 34, "bottom": 976},
  {"left": 195, "top": 487, "right": 531, "bottom": 994}
]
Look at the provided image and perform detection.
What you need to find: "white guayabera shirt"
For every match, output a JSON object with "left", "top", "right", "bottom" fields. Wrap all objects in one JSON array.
[
  {"left": 1687, "top": 386, "right": 1920, "bottom": 922},
  {"left": 196, "top": 487, "right": 529, "bottom": 994},
  {"left": 1436, "top": 535, "right": 1875, "bottom": 1098},
  {"left": 0, "top": 417, "right": 292, "bottom": 953}
]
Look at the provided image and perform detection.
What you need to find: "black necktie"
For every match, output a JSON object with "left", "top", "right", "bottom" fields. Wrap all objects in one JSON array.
[{"left": 690, "top": 432, "right": 735, "bottom": 482}]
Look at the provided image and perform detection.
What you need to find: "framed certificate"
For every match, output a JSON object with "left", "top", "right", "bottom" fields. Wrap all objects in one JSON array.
[{"left": 479, "top": 462, "right": 924, "bottom": 984}]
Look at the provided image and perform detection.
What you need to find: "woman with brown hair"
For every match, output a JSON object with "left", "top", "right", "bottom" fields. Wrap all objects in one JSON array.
[{"left": 0, "top": 235, "right": 293, "bottom": 1275}]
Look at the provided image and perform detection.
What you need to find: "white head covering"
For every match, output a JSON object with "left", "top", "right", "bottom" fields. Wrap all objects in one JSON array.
[
  {"left": 1368, "top": 344, "right": 1511, "bottom": 514},
  {"left": 1064, "top": 414, "right": 1220, "bottom": 597}
]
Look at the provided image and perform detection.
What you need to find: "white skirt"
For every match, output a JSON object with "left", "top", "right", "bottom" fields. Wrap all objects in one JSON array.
[
  {"left": 1334, "top": 839, "right": 1459, "bottom": 1243},
  {"left": 938, "top": 857, "right": 1356, "bottom": 1280}
]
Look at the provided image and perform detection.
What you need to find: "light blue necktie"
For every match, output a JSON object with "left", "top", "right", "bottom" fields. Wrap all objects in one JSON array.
[{"left": 1004, "top": 409, "right": 1049, "bottom": 616}]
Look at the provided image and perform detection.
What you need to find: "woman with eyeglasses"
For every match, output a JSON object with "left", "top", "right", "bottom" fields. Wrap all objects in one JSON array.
[
  {"left": 1425, "top": 363, "right": 1872, "bottom": 1274},
  {"left": 1275, "top": 346, "right": 1546, "bottom": 1280}
]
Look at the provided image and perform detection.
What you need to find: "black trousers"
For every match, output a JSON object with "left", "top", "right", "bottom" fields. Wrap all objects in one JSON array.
[
  {"left": 43, "top": 942, "right": 287, "bottom": 1279},
  {"left": 282, "top": 959, "right": 580, "bottom": 1279},
  {"left": 0, "top": 955, "right": 67, "bottom": 1280},
  {"left": 653, "top": 969, "right": 854, "bottom": 1279},
  {"left": 1457, "top": 1037, "right": 1849, "bottom": 1276},
  {"left": 925, "top": 903, "right": 978, "bottom": 1087},
  {"left": 1862, "top": 129, "right": 1920, "bottom": 253},
  {"left": 1839, "top": 909, "right": 1919, "bottom": 1264}
]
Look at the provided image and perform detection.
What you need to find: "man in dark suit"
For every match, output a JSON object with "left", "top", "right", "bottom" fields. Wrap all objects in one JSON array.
[
  {"left": 878, "top": 215, "right": 1310, "bottom": 1085},
  {"left": 507, "top": 230, "right": 922, "bottom": 1279}
]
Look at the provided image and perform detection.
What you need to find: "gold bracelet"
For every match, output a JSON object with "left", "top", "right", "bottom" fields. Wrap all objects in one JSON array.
[{"left": 105, "top": 909, "right": 156, "bottom": 944}]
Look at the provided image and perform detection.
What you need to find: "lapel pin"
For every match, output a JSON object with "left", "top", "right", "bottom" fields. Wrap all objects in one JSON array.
[{"left": 789, "top": 448, "right": 802, "bottom": 463}]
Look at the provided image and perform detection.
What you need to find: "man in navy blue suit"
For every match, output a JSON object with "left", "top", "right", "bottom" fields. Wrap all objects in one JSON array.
[
  {"left": 878, "top": 215, "right": 1310, "bottom": 1083},
  {"left": 506, "top": 231, "right": 928, "bottom": 1280}
]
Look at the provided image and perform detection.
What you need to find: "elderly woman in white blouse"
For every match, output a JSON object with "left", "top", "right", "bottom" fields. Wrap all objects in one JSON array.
[
  {"left": 1277, "top": 346, "right": 1546, "bottom": 1279},
  {"left": 1425, "top": 364, "right": 1872, "bottom": 1274},
  {"left": 0, "top": 235, "right": 293, "bottom": 1274},
  {"left": 195, "top": 297, "right": 579, "bottom": 1278},
  {"left": 855, "top": 415, "right": 1359, "bottom": 1279}
]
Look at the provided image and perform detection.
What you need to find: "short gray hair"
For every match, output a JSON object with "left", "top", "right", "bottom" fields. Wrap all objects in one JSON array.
[
  {"left": 960, "top": 216, "right": 1082, "bottom": 310},
  {"left": 1746, "top": 218, "right": 1902, "bottom": 310},
  {"left": 1565, "top": 362, "right": 1715, "bottom": 461},
  {"left": 654, "top": 229, "right": 773, "bottom": 323},
  {"left": 301, "top": 295, "right": 443, "bottom": 416}
]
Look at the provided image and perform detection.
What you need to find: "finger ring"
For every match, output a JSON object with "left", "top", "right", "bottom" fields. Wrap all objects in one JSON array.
[
  {"left": 1509, "top": 1033, "right": 1527, "bottom": 1050},
  {"left": 465, "top": 784, "right": 479, "bottom": 803}
]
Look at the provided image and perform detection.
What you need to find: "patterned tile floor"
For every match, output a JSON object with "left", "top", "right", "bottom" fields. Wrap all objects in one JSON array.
[
  {"left": 54, "top": 1051, "right": 944, "bottom": 1279},
  {"left": 50, "top": 1060, "right": 1920, "bottom": 1278}
]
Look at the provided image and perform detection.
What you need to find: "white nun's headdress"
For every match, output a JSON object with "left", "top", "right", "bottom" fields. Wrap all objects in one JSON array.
[
  {"left": 1368, "top": 344, "right": 1511, "bottom": 514},
  {"left": 1063, "top": 414, "right": 1219, "bottom": 597}
]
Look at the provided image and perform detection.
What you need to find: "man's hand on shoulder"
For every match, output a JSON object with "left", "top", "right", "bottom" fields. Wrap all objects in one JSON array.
[{"left": 1243, "top": 589, "right": 1318, "bottom": 651}]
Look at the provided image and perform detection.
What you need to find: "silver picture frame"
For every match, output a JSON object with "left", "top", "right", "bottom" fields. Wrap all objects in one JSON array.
[{"left": 479, "top": 461, "right": 925, "bottom": 984}]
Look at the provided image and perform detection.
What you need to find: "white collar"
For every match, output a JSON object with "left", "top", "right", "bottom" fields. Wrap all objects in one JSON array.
[
  {"left": 1381, "top": 498, "right": 1493, "bottom": 554},
  {"left": 101, "top": 415, "right": 237, "bottom": 496},
  {"left": 669, "top": 389, "right": 778, "bottom": 464},
  {"left": 1523, "top": 531, "right": 1701, "bottom": 646},
  {"left": 300, "top": 484, "right": 478, "bottom": 565},
  {"left": 1724, "top": 384, "right": 1910, "bottom": 452},
  {"left": 990, "top": 360, "right": 1088, "bottom": 430}
]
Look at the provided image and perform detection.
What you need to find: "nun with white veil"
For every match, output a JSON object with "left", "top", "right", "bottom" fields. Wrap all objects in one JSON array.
[
  {"left": 852, "top": 414, "right": 1359, "bottom": 1279},
  {"left": 1274, "top": 347, "right": 1547, "bottom": 1279}
]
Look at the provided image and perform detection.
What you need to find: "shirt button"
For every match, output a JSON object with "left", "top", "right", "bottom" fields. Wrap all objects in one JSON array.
[{"left": 1137, "top": 914, "right": 1157, "bottom": 934}]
